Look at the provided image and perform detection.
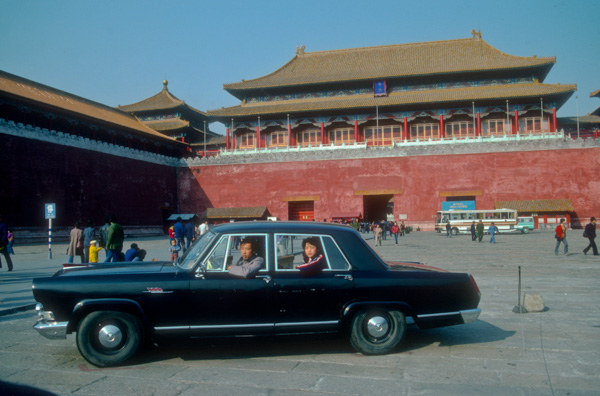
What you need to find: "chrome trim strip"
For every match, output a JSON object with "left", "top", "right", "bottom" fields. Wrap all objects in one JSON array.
[
  {"left": 190, "top": 323, "right": 273, "bottom": 330},
  {"left": 417, "top": 308, "right": 481, "bottom": 323},
  {"left": 416, "top": 311, "right": 460, "bottom": 319},
  {"left": 275, "top": 320, "right": 338, "bottom": 327},
  {"left": 156, "top": 320, "right": 340, "bottom": 332},
  {"left": 155, "top": 325, "right": 189, "bottom": 331}
]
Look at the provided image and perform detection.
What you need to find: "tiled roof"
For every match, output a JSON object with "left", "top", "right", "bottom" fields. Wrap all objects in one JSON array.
[
  {"left": 557, "top": 115, "right": 600, "bottom": 125},
  {"left": 118, "top": 80, "right": 207, "bottom": 116},
  {"left": 203, "top": 206, "right": 270, "bottom": 219},
  {"left": 144, "top": 118, "right": 190, "bottom": 131},
  {"left": 225, "top": 37, "right": 555, "bottom": 92},
  {"left": 591, "top": 88, "right": 600, "bottom": 98},
  {"left": 495, "top": 199, "right": 574, "bottom": 212},
  {"left": 0, "top": 70, "right": 182, "bottom": 144},
  {"left": 209, "top": 83, "right": 576, "bottom": 118}
]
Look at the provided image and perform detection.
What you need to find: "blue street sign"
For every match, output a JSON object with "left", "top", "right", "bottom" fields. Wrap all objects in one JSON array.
[{"left": 45, "top": 203, "right": 56, "bottom": 219}]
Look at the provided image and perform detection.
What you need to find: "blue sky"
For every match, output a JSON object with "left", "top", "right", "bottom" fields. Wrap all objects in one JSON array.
[{"left": 2, "top": 0, "right": 598, "bottom": 134}]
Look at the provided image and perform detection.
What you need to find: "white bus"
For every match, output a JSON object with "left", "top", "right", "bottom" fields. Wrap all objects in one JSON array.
[{"left": 435, "top": 209, "right": 518, "bottom": 235}]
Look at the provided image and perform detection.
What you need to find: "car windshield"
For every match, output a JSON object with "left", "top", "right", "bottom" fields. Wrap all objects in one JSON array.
[{"left": 177, "top": 231, "right": 217, "bottom": 270}]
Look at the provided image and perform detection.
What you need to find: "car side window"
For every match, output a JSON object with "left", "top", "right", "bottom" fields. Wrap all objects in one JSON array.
[
  {"left": 203, "top": 234, "right": 267, "bottom": 272},
  {"left": 203, "top": 235, "right": 229, "bottom": 271},
  {"left": 275, "top": 234, "right": 306, "bottom": 270},
  {"left": 321, "top": 236, "right": 350, "bottom": 270},
  {"left": 275, "top": 234, "right": 349, "bottom": 272}
]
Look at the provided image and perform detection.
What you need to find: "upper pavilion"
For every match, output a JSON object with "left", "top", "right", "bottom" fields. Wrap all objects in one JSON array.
[
  {"left": 118, "top": 80, "right": 218, "bottom": 148},
  {"left": 209, "top": 31, "right": 576, "bottom": 150}
]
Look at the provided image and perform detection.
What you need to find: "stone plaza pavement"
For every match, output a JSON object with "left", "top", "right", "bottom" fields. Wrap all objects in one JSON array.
[{"left": 0, "top": 228, "right": 599, "bottom": 394}]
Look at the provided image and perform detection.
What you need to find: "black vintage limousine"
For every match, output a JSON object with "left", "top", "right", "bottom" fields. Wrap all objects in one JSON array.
[{"left": 33, "top": 221, "right": 481, "bottom": 367}]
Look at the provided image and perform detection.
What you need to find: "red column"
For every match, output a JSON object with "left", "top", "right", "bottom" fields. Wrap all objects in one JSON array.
[
  {"left": 476, "top": 112, "right": 481, "bottom": 137},
  {"left": 256, "top": 126, "right": 260, "bottom": 148},
  {"left": 514, "top": 110, "right": 519, "bottom": 134},
  {"left": 403, "top": 117, "right": 408, "bottom": 141},
  {"left": 320, "top": 122, "right": 325, "bottom": 145},
  {"left": 439, "top": 115, "right": 445, "bottom": 139},
  {"left": 354, "top": 120, "right": 359, "bottom": 142},
  {"left": 226, "top": 128, "right": 230, "bottom": 150},
  {"left": 552, "top": 108, "right": 557, "bottom": 132},
  {"left": 288, "top": 124, "right": 292, "bottom": 147},
  {"left": 595, "top": 129, "right": 599, "bottom": 139}
]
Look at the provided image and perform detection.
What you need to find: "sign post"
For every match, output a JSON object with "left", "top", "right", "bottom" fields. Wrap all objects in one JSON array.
[{"left": 45, "top": 203, "right": 56, "bottom": 259}]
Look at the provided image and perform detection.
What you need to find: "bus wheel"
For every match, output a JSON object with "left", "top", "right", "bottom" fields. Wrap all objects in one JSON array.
[
  {"left": 451, "top": 228, "right": 459, "bottom": 235},
  {"left": 522, "top": 228, "right": 529, "bottom": 234}
]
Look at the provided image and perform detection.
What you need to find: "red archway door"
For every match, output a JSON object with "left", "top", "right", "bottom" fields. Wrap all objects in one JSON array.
[{"left": 289, "top": 201, "right": 314, "bottom": 221}]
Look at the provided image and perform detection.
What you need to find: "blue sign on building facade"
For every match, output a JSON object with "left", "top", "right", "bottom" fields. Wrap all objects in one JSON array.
[{"left": 441, "top": 201, "right": 476, "bottom": 211}]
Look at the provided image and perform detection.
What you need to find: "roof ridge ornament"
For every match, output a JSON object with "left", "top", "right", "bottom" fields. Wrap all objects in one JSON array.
[
  {"left": 163, "top": 80, "right": 168, "bottom": 90},
  {"left": 471, "top": 29, "right": 482, "bottom": 40},
  {"left": 296, "top": 45, "right": 305, "bottom": 56}
]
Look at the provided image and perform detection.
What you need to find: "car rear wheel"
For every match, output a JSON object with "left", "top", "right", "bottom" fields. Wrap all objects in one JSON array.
[
  {"left": 76, "top": 311, "right": 143, "bottom": 367},
  {"left": 350, "top": 309, "right": 406, "bottom": 355}
]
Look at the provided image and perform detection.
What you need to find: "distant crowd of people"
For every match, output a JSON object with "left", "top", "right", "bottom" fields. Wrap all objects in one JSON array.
[{"left": 168, "top": 217, "right": 209, "bottom": 261}]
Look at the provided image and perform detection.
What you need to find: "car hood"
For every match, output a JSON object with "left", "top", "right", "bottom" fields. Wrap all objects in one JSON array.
[
  {"left": 386, "top": 261, "right": 448, "bottom": 272},
  {"left": 55, "top": 261, "right": 177, "bottom": 277}
]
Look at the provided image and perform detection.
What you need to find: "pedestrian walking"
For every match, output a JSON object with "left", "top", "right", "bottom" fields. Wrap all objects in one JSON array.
[
  {"left": 446, "top": 222, "right": 452, "bottom": 238},
  {"left": 104, "top": 215, "right": 124, "bottom": 262},
  {"left": 391, "top": 222, "right": 400, "bottom": 244},
  {"left": 82, "top": 220, "right": 96, "bottom": 263},
  {"left": 554, "top": 218, "right": 569, "bottom": 255},
  {"left": 66, "top": 221, "right": 85, "bottom": 264},
  {"left": 99, "top": 217, "right": 110, "bottom": 259},
  {"left": 374, "top": 224, "right": 382, "bottom": 246},
  {"left": 583, "top": 217, "right": 598, "bottom": 256},
  {"left": 0, "top": 214, "right": 14, "bottom": 271},
  {"left": 488, "top": 222, "right": 498, "bottom": 244},
  {"left": 173, "top": 217, "right": 185, "bottom": 252},
  {"left": 185, "top": 219, "right": 196, "bottom": 250},
  {"left": 476, "top": 220, "right": 484, "bottom": 242},
  {"left": 169, "top": 238, "right": 181, "bottom": 261},
  {"left": 88, "top": 240, "right": 102, "bottom": 263},
  {"left": 470, "top": 221, "right": 476, "bottom": 241}
]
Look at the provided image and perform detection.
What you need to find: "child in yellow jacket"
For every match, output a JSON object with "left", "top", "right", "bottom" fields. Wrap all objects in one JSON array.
[{"left": 89, "top": 240, "right": 102, "bottom": 263}]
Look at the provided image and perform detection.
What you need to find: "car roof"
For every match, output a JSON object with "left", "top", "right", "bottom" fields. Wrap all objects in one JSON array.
[{"left": 209, "top": 221, "right": 354, "bottom": 235}]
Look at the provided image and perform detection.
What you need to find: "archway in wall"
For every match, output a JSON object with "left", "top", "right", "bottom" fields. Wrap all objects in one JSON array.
[
  {"left": 363, "top": 195, "right": 393, "bottom": 222},
  {"left": 288, "top": 201, "right": 314, "bottom": 221}
]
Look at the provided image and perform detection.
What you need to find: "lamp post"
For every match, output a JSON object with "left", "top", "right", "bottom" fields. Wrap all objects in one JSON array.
[
  {"left": 472, "top": 102, "right": 476, "bottom": 136},
  {"left": 576, "top": 96, "right": 580, "bottom": 139}
]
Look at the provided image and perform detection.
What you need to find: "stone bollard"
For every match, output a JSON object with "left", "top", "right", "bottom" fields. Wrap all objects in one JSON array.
[{"left": 523, "top": 294, "right": 545, "bottom": 312}]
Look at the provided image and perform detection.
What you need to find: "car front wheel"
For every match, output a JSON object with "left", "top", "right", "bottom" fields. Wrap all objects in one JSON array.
[
  {"left": 350, "top": 309, "right": 406, "bottom": 355},
  {"left": 76, "top": 311, "right": 144, "bottom": 367}
]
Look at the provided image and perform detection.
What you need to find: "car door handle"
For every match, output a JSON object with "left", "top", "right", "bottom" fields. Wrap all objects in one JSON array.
[
  {"left": 335, "top": 274, "right": 353, "bottom": 281},
  {"left": 256, "top": 275, "right": 272, "bottom": 284}
]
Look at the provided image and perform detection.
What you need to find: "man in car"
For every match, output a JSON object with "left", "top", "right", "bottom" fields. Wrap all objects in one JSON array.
[{"left": 228, "top": 237, "right": 264, "bottom": 278}]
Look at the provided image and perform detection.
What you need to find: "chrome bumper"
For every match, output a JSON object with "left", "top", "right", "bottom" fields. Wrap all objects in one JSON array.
[
  {"left": 460, "top": 308, "right": 481, "bottom": 324},
  {"left": 34, "top": 319, "right": 68, "bottom": 339},
  {"left": 34, "top": 303, "right": 67, "bottom": 339}
]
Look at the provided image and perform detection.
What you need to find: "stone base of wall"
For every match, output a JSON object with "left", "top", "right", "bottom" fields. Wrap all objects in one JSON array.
[{"left": 11, "top": 226, "right": 165, "bottom": 245}]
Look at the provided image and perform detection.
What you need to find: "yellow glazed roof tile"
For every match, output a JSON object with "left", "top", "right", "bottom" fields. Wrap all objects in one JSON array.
[{"left": 225, "top": 37, "right": 555, "bottom": 91}]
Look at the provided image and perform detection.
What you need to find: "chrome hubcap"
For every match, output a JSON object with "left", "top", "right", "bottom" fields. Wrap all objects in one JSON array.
[
  {"left": 366, "top": 315, "right": 389, "bottom": 338},
  {"left": 98, "top": 324, "right": 123, "bottom": 348}
]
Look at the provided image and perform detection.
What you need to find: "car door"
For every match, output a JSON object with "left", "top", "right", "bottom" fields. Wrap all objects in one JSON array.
[
  {"left": 272, "top": 234, "right": 354, "bottom": 334},
  {"left": 188, "top": 233, "right": 275, "bottom": 336}
]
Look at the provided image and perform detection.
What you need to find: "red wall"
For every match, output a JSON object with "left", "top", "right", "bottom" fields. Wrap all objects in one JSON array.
[
  {"left": 179, "top": 147, "right": 600, "bottom": 228},
  {"left": 1, "top": 135, "right": 177, "bottom": 228}
]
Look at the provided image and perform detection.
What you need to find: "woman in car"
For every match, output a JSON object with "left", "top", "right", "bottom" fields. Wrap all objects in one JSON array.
[{"left": 297, "top": 237, "right": 327, "bottom": 274}]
